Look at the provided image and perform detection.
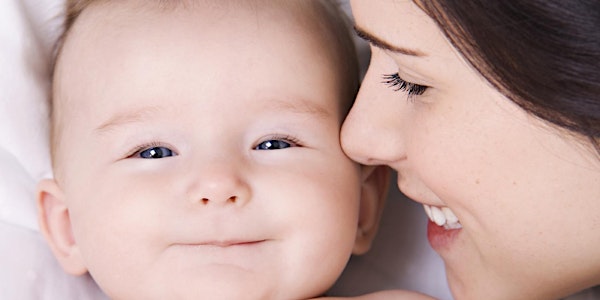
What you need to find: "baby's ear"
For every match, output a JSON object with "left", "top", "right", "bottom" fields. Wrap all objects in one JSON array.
[
  {"left": 353, "top": 165, "right": 390, "bottom": 255},
  {"left": 37, "top": 179, "right": 87, "bottom": 275}
]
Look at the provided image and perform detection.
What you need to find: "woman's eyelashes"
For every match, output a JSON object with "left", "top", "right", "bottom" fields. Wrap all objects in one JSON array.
[
  {"left": 382, "top": 73, "right": 428, "bottom": 96},
  {"left": 254, "top": 136, "right": 301, "bottom": 150}
]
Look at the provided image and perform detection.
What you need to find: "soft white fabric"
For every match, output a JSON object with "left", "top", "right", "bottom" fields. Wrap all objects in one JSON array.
[
  {"left": 0, "top": 0, "right": 452, "bottom": 299},
  {"left": 1, "top": 0, "right": 54, "bottom": 231},
  {"left": 0, "top": 1, "right": 106, "bottom": 299}
]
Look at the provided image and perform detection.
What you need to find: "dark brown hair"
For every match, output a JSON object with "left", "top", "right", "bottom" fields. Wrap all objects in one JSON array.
[{"left": 417, "top": 0, "right": 600, "bottom": 153}]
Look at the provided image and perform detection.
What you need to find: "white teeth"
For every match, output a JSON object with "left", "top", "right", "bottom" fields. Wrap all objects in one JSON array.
[
  {"left": 423, "top": 204, "right": 462, "bottom": 229},
  {"left": 431, "top": 206, "right": 446, "bottom": 226},
  {"left": 423, "top": 204, "right": 432, "bottom": 219},
  {"left": 442, "top": 207, "right": 458, "bottom": 223}
]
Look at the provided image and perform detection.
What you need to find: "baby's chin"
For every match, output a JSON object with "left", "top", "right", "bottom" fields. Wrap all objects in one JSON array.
[
  {"left": 99, "top": 272, "right": 329, "bottom": 300},
  {"left": 106, "top": 288, "right": 323, "bottom": 300}
]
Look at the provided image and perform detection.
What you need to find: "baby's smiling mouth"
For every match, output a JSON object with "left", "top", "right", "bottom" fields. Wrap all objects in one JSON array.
[
  {"left": 166, "top": 238, "right": 274, "bottom": 273},
  {"left": 423, "top": 204, "right": 462, "bottom": 230},
  {"left": 173, "top": 239, "right": 269, "bottom": 248},
  {"left": 191, "top": 239, "right": 268, "bottom": 247}
]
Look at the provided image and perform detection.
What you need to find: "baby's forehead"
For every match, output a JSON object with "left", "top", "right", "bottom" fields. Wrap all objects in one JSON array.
[
  {"left": 53, "top": 0, "right": 356, "bottom": 124},
  {"left": 57, "top": 0, "right": 343, "bottom": 71},
  {"left": 55, "top": 3, "right": 345, "bottom": 101},
  {"left": 70, "top": 0, "right": 333, "bottom": 28},
  {"left": 56, "top": 1, "right": 352, "bottom": 87}
]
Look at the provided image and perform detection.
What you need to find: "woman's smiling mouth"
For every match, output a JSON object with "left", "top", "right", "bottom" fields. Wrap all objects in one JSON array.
[
  {"left": 423, "top": 204, "right": 462, "bottom": 230},
  {"left": 423, "top": 204, "right": 462, "bottom": 250}
]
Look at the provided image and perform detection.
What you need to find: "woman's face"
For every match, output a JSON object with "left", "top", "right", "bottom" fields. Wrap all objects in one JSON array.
[{"left": 343, "top": 1, "right": 600, "bottom": 299}]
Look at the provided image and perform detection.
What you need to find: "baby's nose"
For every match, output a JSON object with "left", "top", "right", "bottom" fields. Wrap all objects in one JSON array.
[{"left": 187, "top": 161, "right": 251, "bottom": 207}]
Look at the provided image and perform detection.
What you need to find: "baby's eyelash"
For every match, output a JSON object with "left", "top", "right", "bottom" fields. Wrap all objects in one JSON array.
[
  {"left": 127, "top": 141, "right": 176, "bottom": 158},
  {"left": 256, "top": 135, "right": 302, "bottom": 148},
  {"left": 253, "top": 134, "right": 303, "bottom": 151},
  {"left": 382, "top": 73, "right": 428, "bottom": 96},
  {"left": 278, "top": 135, "right": 301, "bottom": 146}
]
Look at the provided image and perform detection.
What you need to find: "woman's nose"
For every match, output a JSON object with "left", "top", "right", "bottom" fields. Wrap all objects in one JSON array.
[
  {"left": 341, "top": 65, "right": 407, "bottom": 166},
  {"left": 187, "top": 159, "right": 251, "bottom": 207}
]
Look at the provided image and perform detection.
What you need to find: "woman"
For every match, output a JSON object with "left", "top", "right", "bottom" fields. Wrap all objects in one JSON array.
[{"left": 341, "top": 1, "right": 600, "bottom": 299}]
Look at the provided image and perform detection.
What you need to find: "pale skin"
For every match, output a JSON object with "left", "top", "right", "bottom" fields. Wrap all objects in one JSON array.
[
  {"left": 342, "top": 1, "right": 600, "bottom": 300},
  {"left": 36, "top": 1, "right": 398, "bottom": 299}
]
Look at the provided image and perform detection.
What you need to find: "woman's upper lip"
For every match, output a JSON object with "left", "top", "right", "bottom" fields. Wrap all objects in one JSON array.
[{"left": 395, "top": 178, "right": 444, "bottom": 207}]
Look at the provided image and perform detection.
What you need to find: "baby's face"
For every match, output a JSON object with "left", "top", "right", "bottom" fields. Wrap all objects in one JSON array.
[{"left": 53, "top": 2, "right": 362, "bottom": 299}]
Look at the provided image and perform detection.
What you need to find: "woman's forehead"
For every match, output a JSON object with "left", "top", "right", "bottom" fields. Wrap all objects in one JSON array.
[{"left": 350, "top": 0, "right": 451, "bottom": 58}]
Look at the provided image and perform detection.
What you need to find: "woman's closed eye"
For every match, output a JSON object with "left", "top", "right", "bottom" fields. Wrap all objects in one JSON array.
[{"left": 382, "top": 73, "right": 428, "bottom": 97}]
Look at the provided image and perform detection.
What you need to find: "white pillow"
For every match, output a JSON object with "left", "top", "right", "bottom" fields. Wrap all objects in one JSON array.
[
  {"left": 0, "top": 1, "right": 106, "bottom": 299},
  {"left": 0, "top": 0, "right": 451, "bottom": 299}
]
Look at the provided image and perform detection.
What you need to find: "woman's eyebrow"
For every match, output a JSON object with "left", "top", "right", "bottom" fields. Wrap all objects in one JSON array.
[{"left": 354, "top": 25, "right": 426, "bottom": 57}]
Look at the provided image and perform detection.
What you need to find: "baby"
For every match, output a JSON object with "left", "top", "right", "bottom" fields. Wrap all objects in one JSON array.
[{"left": 37, "top": 0, "right": 434, "bottom": 299}]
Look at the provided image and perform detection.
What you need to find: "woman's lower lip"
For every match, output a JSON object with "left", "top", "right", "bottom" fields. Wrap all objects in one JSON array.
[{"left": 427, "top": 220, "right": 462, "bottom": 250}]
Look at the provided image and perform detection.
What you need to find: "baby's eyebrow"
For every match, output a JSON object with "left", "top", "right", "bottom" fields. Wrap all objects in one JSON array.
[
  {"left": 94, "top": 97, "right": 330, "bottom": 134},
  {"left": 95, "top": 105, "right": 162, "bottom": 134},
  {"left": 267, "top": 97, "right": 331, "bottom": 118}
]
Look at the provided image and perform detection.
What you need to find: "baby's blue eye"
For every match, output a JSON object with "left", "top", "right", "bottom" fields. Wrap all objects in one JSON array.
[
  {"left": 138, "top": 146, "right": 175, "bottom": 159},
  {"left": 255, "top": 140, "right": 292, "bottom": 150}
]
